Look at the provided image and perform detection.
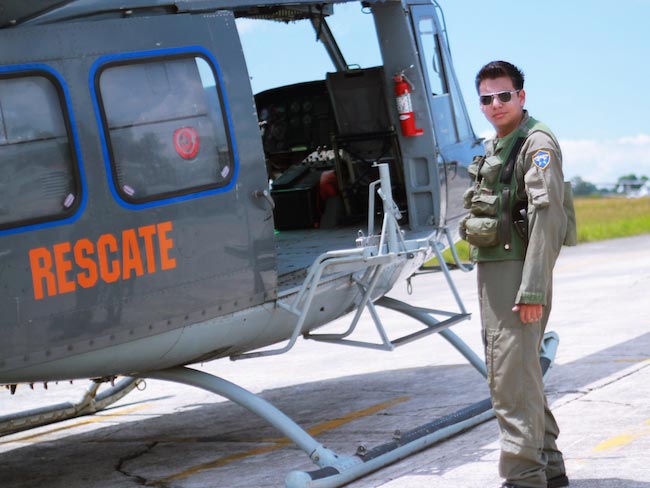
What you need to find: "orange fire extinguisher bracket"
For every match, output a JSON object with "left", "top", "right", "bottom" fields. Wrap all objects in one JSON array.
[{"left": 393, "top": 73, "right": 424, "bottom": 137}]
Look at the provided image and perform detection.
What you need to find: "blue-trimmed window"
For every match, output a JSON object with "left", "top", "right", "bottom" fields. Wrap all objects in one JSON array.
[
  {"left": 0, "top": 72, "right": 80, "bottom": 230},
  {"left": 96, "top": 55, "right": 234, "bottom": 203}
]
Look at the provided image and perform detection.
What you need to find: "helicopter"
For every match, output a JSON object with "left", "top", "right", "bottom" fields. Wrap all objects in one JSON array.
[{"left": 0, "top": 1, "right": 560, "bottom": 486}]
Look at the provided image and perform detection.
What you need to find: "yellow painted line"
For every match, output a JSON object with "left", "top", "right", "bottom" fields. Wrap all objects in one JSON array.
[
  {"left": 262, "top": 395, "right": 410, "bottom": 442},
  {"left": 157, "top": 441, "right": 293, "bottom": 484},
  {"left": 1, "top": 403, "right": 152, "bottom": 444},
  {"left": 593, "top": 422, "right": 650, "bottom": 452},
  {"left": 594, "top": 434, "right": 637, "bottom": 451},
  {"left": 155, "top": 396, "right": 410, "bottom": 484}
]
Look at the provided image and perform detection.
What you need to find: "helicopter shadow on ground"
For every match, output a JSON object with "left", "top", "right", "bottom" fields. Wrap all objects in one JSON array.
[
  {"left": 0, "top": 361, "right": 490, "bottom": 488},
  {"left": 0, "top": 332, "right": 649, "bottom": 488}
]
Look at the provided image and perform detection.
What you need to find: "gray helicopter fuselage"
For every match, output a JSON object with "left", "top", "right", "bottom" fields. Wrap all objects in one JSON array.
[{"left": 0, "top": 0, "right": 482, "bottom": 385}]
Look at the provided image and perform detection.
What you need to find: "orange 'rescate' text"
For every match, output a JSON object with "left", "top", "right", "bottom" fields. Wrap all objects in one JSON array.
[{"left": 29, "top": 221, "right": 176, "bottom": 300}]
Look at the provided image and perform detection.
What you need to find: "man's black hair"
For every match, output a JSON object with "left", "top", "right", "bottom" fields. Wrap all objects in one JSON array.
[{"left": 475, "top": 61, "right": 525, "bottom": 92}]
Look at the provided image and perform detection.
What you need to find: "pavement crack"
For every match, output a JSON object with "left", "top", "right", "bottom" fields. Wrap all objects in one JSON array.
[
  {"left": 115, "top": 441, "right": 159, "bottom": 486},
  {"left": 557, "top": 360, "right": 650, "bottom": 407},
  {"left": 587, "top": 360, "right": 650, "bottom": 392}
]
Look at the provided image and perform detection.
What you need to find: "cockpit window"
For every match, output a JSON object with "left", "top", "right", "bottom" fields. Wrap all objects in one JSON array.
[
  {"left": 0, "top": 73, "right": 79, "bottom": 230},
  {"left": 418, "top": 18, "right": 446, "bottom": 97},
  {"left": 97, "top": 55, "right": 233, "bottom": 203}
]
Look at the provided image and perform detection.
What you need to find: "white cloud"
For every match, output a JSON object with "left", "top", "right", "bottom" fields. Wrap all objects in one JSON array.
[
  {"left": 477, "top": 132, "right": 650, "bottom": 184},
  {"left": 560, "top": 134, "right": 650, "bottom": 184},
  {"left": 617, "top": 134, "right": 650, "bottom": 146}
]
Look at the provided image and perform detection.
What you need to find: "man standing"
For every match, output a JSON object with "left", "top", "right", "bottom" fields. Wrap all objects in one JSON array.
[{"left": 461, "top": 61, "right": 569, "bottom": 488}]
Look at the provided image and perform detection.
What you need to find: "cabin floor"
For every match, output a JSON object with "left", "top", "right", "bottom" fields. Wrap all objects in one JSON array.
[
  {"left": 274, "top": 224, "right": 433, "bottom": 293},
  {"left": 275, "top": 226, "right": 360, "bottom": 292}
]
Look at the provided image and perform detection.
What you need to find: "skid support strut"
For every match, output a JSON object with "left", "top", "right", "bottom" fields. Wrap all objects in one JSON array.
[
  {"left": 139, "top": 333, "right": 559, "bottom": 488},
  {"left": 140, "top": 367, "right": 359, "bottom": 470}
]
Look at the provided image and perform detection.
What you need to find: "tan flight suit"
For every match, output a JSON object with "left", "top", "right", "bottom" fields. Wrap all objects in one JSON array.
[{"left": 469, "top": 112, "right": 567, "bottom": 487}]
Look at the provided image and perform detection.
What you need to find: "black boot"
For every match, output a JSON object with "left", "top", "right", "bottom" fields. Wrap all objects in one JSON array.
[{"left": 547, "top": 474, "right": 569, "bottom": 488}]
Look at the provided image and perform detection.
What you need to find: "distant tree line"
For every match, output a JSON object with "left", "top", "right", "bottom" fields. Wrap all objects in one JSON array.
[{"left": 572, "top": 174, "right": 649, "bottom": 196}]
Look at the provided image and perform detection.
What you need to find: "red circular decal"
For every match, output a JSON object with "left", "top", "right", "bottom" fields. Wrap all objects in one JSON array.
[{"left": 173, "top": 127, "right": 200, "bottom": 159}]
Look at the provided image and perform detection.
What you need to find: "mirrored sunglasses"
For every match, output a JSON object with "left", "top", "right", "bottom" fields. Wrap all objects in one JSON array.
[{"left": 479, "top": 90, "right": 520, "bottom": 106}]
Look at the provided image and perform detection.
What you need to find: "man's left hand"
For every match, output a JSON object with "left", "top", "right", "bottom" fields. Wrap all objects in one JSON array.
[{"left": 512, "top": 303, "right": 543, "bottom": 324}]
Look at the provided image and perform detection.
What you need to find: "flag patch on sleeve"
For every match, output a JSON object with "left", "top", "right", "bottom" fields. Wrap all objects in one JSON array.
[{"left": 532, "top": 150, "right": 551, "bottom": 170}]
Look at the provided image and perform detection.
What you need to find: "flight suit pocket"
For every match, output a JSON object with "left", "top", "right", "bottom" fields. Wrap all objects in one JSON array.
[
  {"left": 524, "top": 167, "right": 549, "bottom": 208},
  {"left": 484, "top": 327, "right": 497, "bottom": 386},
  {"left": 479, "top": 155, "right": 502, "bottom": 184}
]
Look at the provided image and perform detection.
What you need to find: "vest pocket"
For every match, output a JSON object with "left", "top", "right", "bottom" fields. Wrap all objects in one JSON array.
[
  {"left": 463, "top": 186, "right": 475, "bottom": 209},
  {"left": 463, "top": 216, "right": 499, "bottom": 247},
  {"left": 470, "top": 193, "right": 498, "bottom": 216},
  {"left": 479, "top": 155, "right": 502, "bottom": 184},
  {"left": 468, "top": 154, "right": 484, "bottom": 179}
]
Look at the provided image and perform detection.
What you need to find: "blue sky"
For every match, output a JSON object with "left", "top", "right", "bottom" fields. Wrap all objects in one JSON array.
[{"left": 237, "top": 0, "right": 650, "bottom": 185}]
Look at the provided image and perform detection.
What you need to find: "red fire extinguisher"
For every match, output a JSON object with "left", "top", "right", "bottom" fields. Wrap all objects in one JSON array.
[{"left": 394, "top": 72, "right": 424, "bottom": 137}]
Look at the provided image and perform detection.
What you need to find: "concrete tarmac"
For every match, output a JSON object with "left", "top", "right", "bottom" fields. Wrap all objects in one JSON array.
[{"left": 1, "top": 235, "right": 649, "bottom": 488}]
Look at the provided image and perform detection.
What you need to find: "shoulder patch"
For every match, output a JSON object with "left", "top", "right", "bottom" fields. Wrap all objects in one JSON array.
[{"left": 532, "top": 149, "right": 551, "bottom": 170}]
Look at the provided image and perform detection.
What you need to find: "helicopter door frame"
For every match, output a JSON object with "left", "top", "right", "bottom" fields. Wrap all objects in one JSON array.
[
  {"left": 408, "top": 4, "right": 454, "bottom": 226},
  {"left": 408, "top": 1, "right": 483, "bottom": 228}
]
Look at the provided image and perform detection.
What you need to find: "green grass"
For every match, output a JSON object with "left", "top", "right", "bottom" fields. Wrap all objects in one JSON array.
[
  {"left": 574, "top": 196, "right": 650, "bottom": 242},
  {"left": 430, "top": 196, "right": 650, "bottom": 266}
]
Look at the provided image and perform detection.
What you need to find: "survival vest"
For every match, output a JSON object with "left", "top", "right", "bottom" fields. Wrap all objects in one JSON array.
[{"left": 459, "top": 118, "right": 575, "bottom": 262}]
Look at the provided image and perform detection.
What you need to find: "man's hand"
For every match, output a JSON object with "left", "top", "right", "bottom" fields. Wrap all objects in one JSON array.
[{"left": 512, "top": 303, "right": 543, "bottom": 324}]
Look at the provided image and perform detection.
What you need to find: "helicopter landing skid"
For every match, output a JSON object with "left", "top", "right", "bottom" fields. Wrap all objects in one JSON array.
[
  {"left": 0, "top": 376, "right": 142, "bottom": 436},
  {"left": 141, "top": 332, "right": 559, "bottom": 488}
]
